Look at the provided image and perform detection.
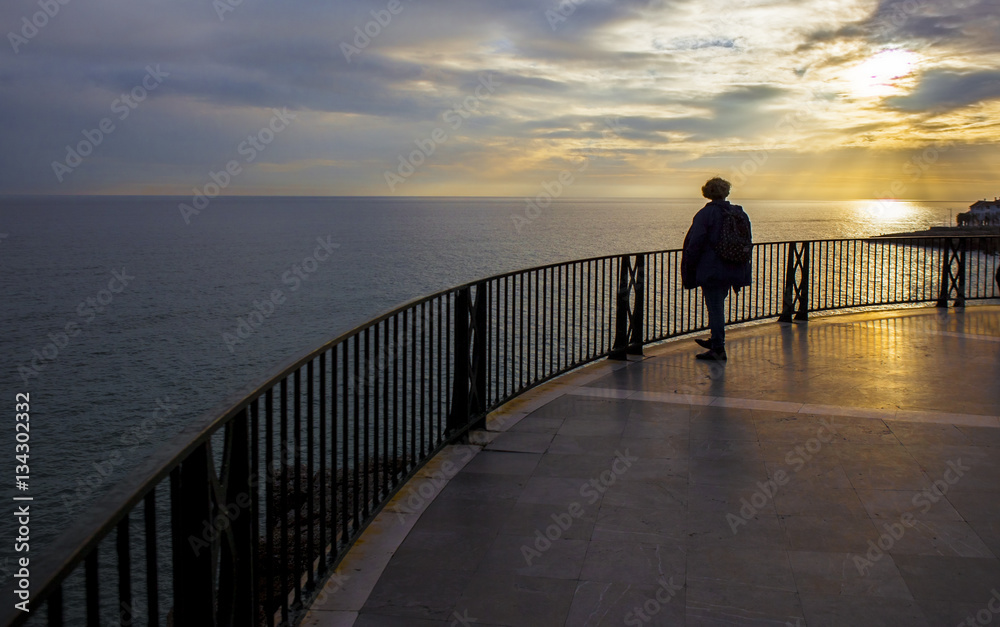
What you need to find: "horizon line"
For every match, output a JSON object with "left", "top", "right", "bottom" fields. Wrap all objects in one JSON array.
[{"left": 0, "top": 193, "right": 980, "bottom": 203}]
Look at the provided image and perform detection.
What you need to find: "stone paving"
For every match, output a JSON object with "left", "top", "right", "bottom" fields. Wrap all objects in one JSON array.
[{"left": 304, "top": 306, "right": 1000, "bottom": 626}]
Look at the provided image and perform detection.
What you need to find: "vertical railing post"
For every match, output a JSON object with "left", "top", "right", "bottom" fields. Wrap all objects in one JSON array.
[
  {"left": 448, "top": 288, "right": 470, "bottom": 434},
  {"left": 610, "top": 255, "right": 644, "bottom": 359},
  {"left": 470, "top": 282, "right": 488, "bottom": 428},
  {"left": 780, "top": 242, "right": 810, "bottom": 322},
  {"left": 611, "top": 256, "right": 630, "bottom": 359},
  {"left": 449, "top": 282, "right": 489, "bottom": 433},
  {"left": 936, "top": 238, "right": 967, "bottom": 308},
  {"left": 630, "top": 254, "right": 645, "bottom": 353},
  {"left": 797, "top": 242, "right": 810, "bottom": 320},
  {"left": 780, "top": 244, "right": 796, "bottom": 321},
  {"left": 170, "top": 443, "right": 216, "bottom": 627}
]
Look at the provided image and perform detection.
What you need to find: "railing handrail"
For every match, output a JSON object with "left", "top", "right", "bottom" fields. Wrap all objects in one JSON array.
[{"left": 7, "top": 234, "right": 999, "bottom": 627}]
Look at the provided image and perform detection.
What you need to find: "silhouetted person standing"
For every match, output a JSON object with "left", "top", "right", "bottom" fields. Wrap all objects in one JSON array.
[{"left": 681, "top": 177, "right": 752, "bottom": 361}]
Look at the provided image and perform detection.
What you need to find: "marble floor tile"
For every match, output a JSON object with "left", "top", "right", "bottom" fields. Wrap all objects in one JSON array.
[
  {"left": 531, "top": 453, "right": 618, "bottom": 479},
  {"left": 412, "top": 497, "right": 515, "bottom": 532},
  {"left": 614, "top": 456, "right": 688, "bottom": 482},
  {"left": 619, "top": 436, "right": 689, "bottom": 459},
  {"left": 799, "top": 594, "right": 929, "bottom": 627},
  {"left": 601, "top": 477, "right": 687, "bottom": 511},
  {"left": 565, "top": 580, "right": 686, "bottom": 627},
  {"left": 968, "top": 520, "right": 1000, "bottom": 558},
  {"left": 690, "top": 438, "right": 763, "bottom": 461},
  {"left": 362, "top": 567, "right": 473, "bottom": 621},
  {"left": 688, "top": 457, "right": 770, "bottom": 488},
  {"left": 786, "top": 550, "right": 912, "bottom": 598},
  {"left": 579, "top": 540, "right": 687, "bottom": 585},
  {"left": 840, "top": 459, "right": 934, "bottom": 491},
  {"left": 390, "top": 528, "right": 496, "bottom": 573},
  {"left": 497, "top": 500, "right": 598, "bottom": 541},
  {"left": 893, "top": 554, "right": 1000, "bottom": 602},
  {"left": 517, "top": 476, "right": 596, "bottom": 507},
  {"left": 687, "top": 484, "right": 779, "bottom": 516},
  {"left": 947, "top": 491, "right": 1000, "bottom": 522},
  {"left": 592, "top": 504, "right": 686, "bottom": 544},
  {"left": 685, "top": 580, "right": 805, "bottom": 626},
  {"left": 558, "top": 418, "right": 629, "bottom": 437},
  {"left": 855, "top": 488, "right": 962, "bottom": 521},
  {"left": 885, "top": 421, "right": 972, "bottom": 446},
  {"left": 476, "top": 533, "right": 589, "bottom": 580},
  {"left": 622, "top": 418, "right": 690, "bottom": 440},
  {"left": 687, "top": 546, "right": 796, "bottom": 592},
  {"left": 685, "top": 508, "right": 788, "bottom": 550},
  {"left": 434, "top": 473, "right": 527, "bottom": 502},
  {"left": 780, "top": 514, "right": 880, "bottom": 552},
  {"left": 548, "top": 434, "right": 626, "bottom": 455},
  {"left": 483, "top": 431, "right": 553, "bottom": 454},
  {"left": 507, "top": 415, "right": 564, "bottom": 434},
  {"left": 351, "top": 613, "right": 449, "bottom": 627},
  {"left": 765, "top": 459, "right": 852, "bottom": 490},
  {"left": 884, "top": 519, "right": 996, "bottom": 558},
  {"left": 461, "top": 450, "right": 542, "bottom": 476},
  {"left": 771, "top": 486, "right": 869, "bottom": 519},
  {"left": 453, "top": 571, "right": 577, "bottom": 627},
  {"left": 917, "top": 597, "right": 1000, "bottom": 627}
]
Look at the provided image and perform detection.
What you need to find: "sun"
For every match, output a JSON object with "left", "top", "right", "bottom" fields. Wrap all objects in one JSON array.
[{"left": 845, "top": 48, "right": 919, "bottom": 98}]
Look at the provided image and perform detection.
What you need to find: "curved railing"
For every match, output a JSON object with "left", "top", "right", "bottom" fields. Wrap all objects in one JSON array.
[{"left": 4, "top": 235, "right": 998, "bottom": 627}]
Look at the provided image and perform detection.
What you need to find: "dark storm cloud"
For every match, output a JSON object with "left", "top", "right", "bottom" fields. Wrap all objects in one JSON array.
[
  {"left": 888, "top": 68, "right": 1000, "bottom": 111},
  {"left": 799, "top": 0, "right": 1000, "bottom": 51}
]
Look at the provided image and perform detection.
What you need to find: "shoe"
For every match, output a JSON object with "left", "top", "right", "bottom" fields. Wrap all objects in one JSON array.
[
  {"left": 695, "top": 337, "right": 712, "bottom": 349},
  {"left": 696, "top": 348, "right": 727, "bottom": 361}
]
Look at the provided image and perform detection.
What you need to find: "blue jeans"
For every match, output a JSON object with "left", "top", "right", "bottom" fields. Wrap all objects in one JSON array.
[{"left": 703, "top": 284, "right": 730, "bottom": 350}]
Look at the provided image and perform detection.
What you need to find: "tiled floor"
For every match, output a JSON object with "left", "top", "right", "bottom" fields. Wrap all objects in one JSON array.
[{"left": 304, "top": 306, "right": 1000, "bottom": 626}]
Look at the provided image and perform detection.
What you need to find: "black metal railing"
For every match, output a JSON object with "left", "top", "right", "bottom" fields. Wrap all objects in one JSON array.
[{"left": 5, "top": 235, "right": 998, "bottom": 627}]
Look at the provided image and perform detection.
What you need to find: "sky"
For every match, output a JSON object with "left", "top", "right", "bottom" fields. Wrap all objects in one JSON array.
[{"left": 1, "top": 0, "right": 998, "bottom": 200}]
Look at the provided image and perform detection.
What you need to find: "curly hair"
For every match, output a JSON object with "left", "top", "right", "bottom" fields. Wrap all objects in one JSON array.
[{"left": 702, "top": 177, "right": 731, "bottom": 201}]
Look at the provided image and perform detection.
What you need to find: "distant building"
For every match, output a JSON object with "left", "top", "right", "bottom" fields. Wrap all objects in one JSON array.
[{"left": 970, "top": 198, "right": 1000, "bottom": 225}]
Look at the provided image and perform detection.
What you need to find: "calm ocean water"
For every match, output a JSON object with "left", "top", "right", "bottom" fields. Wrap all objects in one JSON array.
[{"left": 0, "top": 195, "right": 961, "bottom": 566}]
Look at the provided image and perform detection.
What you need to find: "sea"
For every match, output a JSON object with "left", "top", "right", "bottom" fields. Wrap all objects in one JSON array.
[{"left": 0, "top": 195, "right": 964, "bottom": 572}]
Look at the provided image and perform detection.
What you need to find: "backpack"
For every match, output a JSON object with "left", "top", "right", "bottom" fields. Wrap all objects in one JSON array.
[{"left": 714, "top": 205, "right": 752, "bottom": 265}]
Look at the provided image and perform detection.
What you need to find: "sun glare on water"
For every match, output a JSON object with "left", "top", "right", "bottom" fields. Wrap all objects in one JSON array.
[
  {"left": 846, "top": 49, "right": 919, "bottom": 98},
  {"left": 860, "top": 199, "right": 919, "bottom": 223}
]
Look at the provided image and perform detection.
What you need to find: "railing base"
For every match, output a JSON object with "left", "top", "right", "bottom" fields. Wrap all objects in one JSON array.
[
  {"left": 778, "top": 314, "right": 809, "bottom": 323},
  {"left": 608, "top": 346, "right": 643, "bottom": 360}
]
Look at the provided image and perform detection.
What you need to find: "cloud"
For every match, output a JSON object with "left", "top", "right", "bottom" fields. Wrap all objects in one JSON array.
[
  {"left": 888, "top": 69, "right": 1000, "bottom": 111},
  {"left": 656, "top": 37, "right": 738, "bottom": 51},
  {"left": 798, "top": 0, "right": 1000, "bottom": 51}
]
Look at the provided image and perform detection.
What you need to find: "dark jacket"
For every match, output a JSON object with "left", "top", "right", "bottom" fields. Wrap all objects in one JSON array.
[{"left": 681, "top": 199, "right": 752, "bottom": 290}]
